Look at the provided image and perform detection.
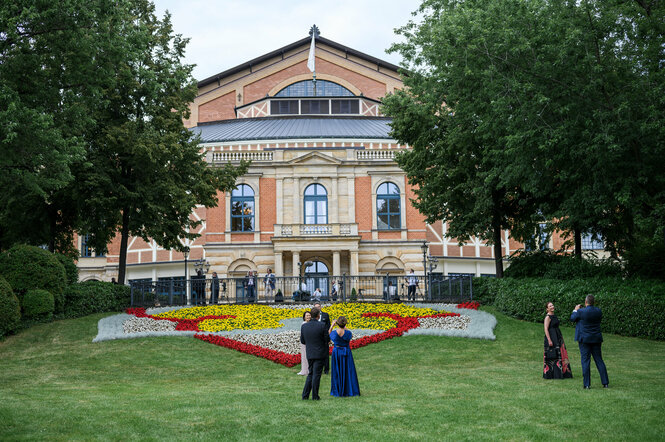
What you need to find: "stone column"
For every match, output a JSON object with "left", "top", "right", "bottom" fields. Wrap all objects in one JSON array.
[
  {"left": 331, "top": 177, "right": 339, "bottom": 223},
  {"left": 292, "top": 251, "right": 300, "bottom": 277},
  {"left": 350, "top": 250, "right": 359, "bottom": 276},
  {"left": 333, "top": 251, "right": 341, "bottom": 277},
  {"left": 274, "top": 252, "right": 283, "bottom": 276},
  {"left": 293, "top": 177, "right": 300, "bottom": 224}
]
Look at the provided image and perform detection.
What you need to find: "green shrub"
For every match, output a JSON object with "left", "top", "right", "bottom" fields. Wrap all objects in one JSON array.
[
  {"left": 472, "top": 277, "right": 500, "bottom": 305},
  {"left": 0, "top": 244, "right": 66, "bottom": 313},
  {"left": 63, "top": 281, "right": 131, "bottom": 318},
  {"left": 622, "top": 241, "right": 665, "bottom": 281},
  {"left": 491, "top": 277, "right": 665, "bottom": 340},
  {"left": 0, "top": 276, "right": 21, "bottom": 337},
  {"left": 350, "top": 288, "right": 357, "bottom": 302},
  {"left": 505, "top": 250, "right": 622, "bottom": 279},
  {"left": 22, "top": 289, "right": 55, "bottom": 321},
  {"left": 55, "top": 253, "right": 79, "bottom": 286}
]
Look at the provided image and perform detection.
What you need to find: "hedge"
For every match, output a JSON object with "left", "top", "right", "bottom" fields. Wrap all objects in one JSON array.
[
  {"left": 63, "top": 281, "right": 131, "bottom": 318},
  {"left": 488, "top": 277, "right": 665, "bottom": 340},
  {"left": 0, "top": 276, "right": 21, "bottom": 337},
  {"left": 22, "top": 289, "right": 55, "bottom": 321},
  {"left": 0, "top": 244, "right": 66, "bottom": 313},
  {"left": 504, "top": 250, "right": 622, "bottom": 279},
  {"left": 55, "top": 253, "right": 79, "bottom": 286}
]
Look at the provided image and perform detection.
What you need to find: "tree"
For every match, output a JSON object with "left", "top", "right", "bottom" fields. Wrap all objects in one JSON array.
[
  {"left": 383, "top": 0, "right": 543, "bottom": 277},
  {"left": 76, "top": 1, "right": 246, "bottom": 284},
  {"left": 0, "top": 1, "right": 113, "bottom": 252}
]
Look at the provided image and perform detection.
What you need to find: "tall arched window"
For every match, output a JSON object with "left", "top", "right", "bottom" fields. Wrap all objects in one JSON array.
[
  {"left": 377, "top": 182, "right": 401, "bottom": 230},
  {"left": 231, "top": 184, "right": 254, "bottom": 232},
  {"left": 304, "top": 184, "right": 327, "bottom": 225}
]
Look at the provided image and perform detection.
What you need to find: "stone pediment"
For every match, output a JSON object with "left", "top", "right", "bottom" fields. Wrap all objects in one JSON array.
[{"left": 288, "top": 151, "right": 342, "bottom": 165}]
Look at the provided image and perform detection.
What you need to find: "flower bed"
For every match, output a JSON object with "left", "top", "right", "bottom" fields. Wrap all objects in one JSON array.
[{"left": 106, "top": 303, "right": 493, "bottom": 367}]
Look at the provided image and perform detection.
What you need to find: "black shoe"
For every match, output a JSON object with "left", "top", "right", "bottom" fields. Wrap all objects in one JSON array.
[
  {"left": 312, "top": 397, "right": 320, "bottom": 401},
  {"left": 302, "top": 397, "right": 309, "bottom": 400},
  {"left": 584, "top": 386, "right": 591, "bottom": 389},
  {"left": 324, "top": 371, "right": 329, "bottom": 375},
  {"left": 603, "top": 384, "right": 609, "bottom": 388}
]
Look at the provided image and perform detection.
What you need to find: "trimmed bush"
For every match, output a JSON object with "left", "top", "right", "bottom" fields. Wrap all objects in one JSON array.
[
  {"left": 63, "top": 281, "right": 131, "bottom": 318},
  {"left": 55, "top": 253, "right": 79, "bottom": 286},
  {"left": 22, "top": 289, "right": 55, "bottom": 321},
  {"left": 472, "top": 277, "right": 500, "bottom": 305},
  {"left": 0, "top": 276, "right": 21, "bottom": 337},
  {"left": 491, "top": 277, "right": 665, "bottom": 340},
  {"left": 0, "top": 244, "right": 66, "bottom": 313},
  {"left": 505, "top": 250, "right": 622, "bottom": 279}
]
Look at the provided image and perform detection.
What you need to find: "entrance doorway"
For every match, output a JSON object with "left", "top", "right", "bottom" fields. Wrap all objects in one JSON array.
[{"left": 304, "top": 261, "right": 329, "bottom": 299}]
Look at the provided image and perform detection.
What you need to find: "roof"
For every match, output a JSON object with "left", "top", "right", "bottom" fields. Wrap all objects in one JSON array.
[
  {"left": 192, "top": 117, "right": 394, "bottom": 143},
  {"left": 197, "top": 35, "right": 403, "bottom": 89}
]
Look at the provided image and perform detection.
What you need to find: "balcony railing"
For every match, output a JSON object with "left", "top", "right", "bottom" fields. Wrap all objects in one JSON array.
[
  {"left": 211, "top": 151, "right": 273, "bottom": 162},
  {"left": 356, "top": 150, "right": 399, "bottom": 160},
  {"left": 274, "top": 223, "right": 358, "bottom": 237}
]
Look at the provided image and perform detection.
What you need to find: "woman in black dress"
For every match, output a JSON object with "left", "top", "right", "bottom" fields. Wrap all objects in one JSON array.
[{"left": 543, "top": 302, "right": 573, "bottom": 379}]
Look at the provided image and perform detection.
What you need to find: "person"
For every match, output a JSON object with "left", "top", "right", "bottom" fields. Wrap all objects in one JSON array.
[
  {"left": 312, "top": 287, "right": 322, "bottom": 302},
  {"left": 406, "top": 269, "right": 418, "bottom": 301},
  {"left": 387, "top": 281, "right": 398, "bottom": 301},
  {"left": 331, "top": 280, "right": 339, "bottom": 302},
  {"left": 571, "top": 295, "right": 609, "bottom": 389},
  {"left": 301, "top": 307, "right": 330, "bottom": 400},
  {"left": 543, "top": 302, "right": 573, "bottom": 379},
  {"left": 210, "top": 272, "right": 220, "bottom": 304},
  {"left": 264, "top": 268, "right": 276, "bottom": 300},
  {"left": 329, "top": 316, "right": 360, "bottom": 397},
  {"left": 313, "top": 302, "right": 331, "bottom": 374},
  {"left": 194, "top": 269, "right": 205, "bottom": 305},
  {"left": 245, "top": 271, "right": 255, "bottom": 303},
  {"left": 297, "top": 311, "right": 312, "bottom": 375}
]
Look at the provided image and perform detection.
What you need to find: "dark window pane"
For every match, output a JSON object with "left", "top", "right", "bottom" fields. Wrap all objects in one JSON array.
[
  {"left": 377, "top": 198, "right": 387, "bottom": 214},
  {"left": 232, "top": 217, "right": 243, "bottom": 231},
  {"left": 378, "top": 214, "right": 390, "bottom": 230},
  {"left": 388, "top": 197, "right": 400, "bottom": 213},
  {"left": 389, "top": 215, "right": 400, "bottom": 229}
]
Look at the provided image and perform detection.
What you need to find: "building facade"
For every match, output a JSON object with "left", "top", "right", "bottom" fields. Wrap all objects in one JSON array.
[{"left": 76, "top": 28, "right": 603, "bottom": 287}]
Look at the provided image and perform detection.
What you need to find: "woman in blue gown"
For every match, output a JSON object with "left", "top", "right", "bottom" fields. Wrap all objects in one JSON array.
[{"left": 329, "top": 316, "right": 360, "bottom": 397}]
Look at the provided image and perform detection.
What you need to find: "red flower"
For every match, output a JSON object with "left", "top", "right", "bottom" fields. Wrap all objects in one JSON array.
[{"left": 456, "top": 301, "right": 480, "bottom": 310}]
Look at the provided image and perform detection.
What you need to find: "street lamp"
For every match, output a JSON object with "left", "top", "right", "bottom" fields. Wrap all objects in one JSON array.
[
  {"left": 427, "top": 255, "right": 439, "bottom": 301},
  {"left": 421, "top": 241, "right": 428, "bottom": 300},
  {"left": 193, "top": 258, "right": 211, "bottom": 275},
  {"left": 183, "top": 247, "right": 190, "bottom": 305}
]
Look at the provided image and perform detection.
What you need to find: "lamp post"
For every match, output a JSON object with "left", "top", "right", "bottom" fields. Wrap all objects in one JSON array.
[
  {"left": 421, "top": 241, "right": 428, "bottom": 300},
  {"left": 427, "top": 255, "right": 439, "bottom": 301},
  {"left": 192, "top": 257, "right": 210, "bottom": 305},
  {"left": 183, "top": 247, "right": 190, "bottom": 305}
]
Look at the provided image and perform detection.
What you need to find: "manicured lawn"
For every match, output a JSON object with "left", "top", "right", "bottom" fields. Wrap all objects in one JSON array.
[{"left": 1, "top": 307, "right": 664, "bottom": 440}]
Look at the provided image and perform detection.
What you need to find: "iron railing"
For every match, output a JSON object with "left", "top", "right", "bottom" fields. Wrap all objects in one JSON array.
[{"left": 129, "top": 274, "right": 473, "bottom": 307}]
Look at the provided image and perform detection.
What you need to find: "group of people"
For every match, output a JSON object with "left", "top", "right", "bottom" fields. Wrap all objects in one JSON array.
[
  {"left": 543, "top": 295, "right": 609, "bottom": 389},
  {"left": 299, "top": 302, "right": 360, "bottom": 400}
]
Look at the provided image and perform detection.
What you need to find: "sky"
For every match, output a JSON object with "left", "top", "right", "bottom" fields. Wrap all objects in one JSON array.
[{"left": 152, "top": 0, "right": 422, "bottom": 81}]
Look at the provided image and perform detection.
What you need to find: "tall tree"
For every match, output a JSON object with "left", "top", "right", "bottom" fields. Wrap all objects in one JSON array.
[
  {"left": 77, "top": 1, "right": 247, "bottom": 284},
  {"left": 383, "top": 0, "right": 543, "bottom": 277},
  {"left": 0, "top": 0, "right": 115, "bottom": 252}
]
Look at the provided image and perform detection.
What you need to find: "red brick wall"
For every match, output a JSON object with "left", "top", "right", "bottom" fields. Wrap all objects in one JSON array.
[
  {"left": 260, "top": 178, "right": 276, "bottom": 232},
  {"left": 231, "top": 233, "right": 254, "bottom": 243},
  {"left": 405, "top": 178, "right": 426, "bottom": 241},
  {"left": 243, "top": 58, "right": 387, "bottom": 104},
  {"left": 378, "top": 231, "right": 401, "bottom": 240},
  {"left": 206, "top": 191, "right": 226, "bottom": 243},
  {"left": 355, "top": 176, "right": 372, "bottom": 240},
  {"left": 199, "top": 91, "right": 236, "bottom": 123}
]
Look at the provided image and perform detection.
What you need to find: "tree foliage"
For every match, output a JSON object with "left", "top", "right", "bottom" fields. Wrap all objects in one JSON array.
[{"left": 383, "top": 0, "right": 664, "bottom": 274}]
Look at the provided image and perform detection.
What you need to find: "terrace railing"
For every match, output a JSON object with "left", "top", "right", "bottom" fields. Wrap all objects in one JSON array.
[{"left": 129, "top": 274, "right": 473, "bottom": 307}]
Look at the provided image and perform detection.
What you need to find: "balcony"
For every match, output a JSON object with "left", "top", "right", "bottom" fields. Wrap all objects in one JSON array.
[{"left": 274, "top": 223, "right": 358, "bottom": 237}]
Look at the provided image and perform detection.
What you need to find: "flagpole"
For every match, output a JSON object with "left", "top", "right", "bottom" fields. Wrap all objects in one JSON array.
[{"left": 308, "top": 25, "right": 319, "bottom": 96}]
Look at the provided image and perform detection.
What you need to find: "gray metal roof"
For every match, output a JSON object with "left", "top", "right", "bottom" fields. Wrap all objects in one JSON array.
[{"left": 192, "top": 117, "right": 394, "bottom": 143}]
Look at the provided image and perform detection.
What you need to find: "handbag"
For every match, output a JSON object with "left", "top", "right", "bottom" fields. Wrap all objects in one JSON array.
[{"left": 545, "top": 346, "right": 559, "bottom": 359}]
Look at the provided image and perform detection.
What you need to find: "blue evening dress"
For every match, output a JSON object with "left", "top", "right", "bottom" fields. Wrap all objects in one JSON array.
[{"left": 330, "top": 329, "right": 360, "bottom": 397}]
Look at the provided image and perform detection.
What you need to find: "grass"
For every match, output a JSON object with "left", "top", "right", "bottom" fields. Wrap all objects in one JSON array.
[{"left": 1, "top": 307, "right": 664, "bottom": 441}]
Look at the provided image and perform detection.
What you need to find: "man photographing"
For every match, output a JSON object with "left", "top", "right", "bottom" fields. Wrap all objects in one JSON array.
[{"left": 571, "top": 294, "right": 610, "bottom": 389}]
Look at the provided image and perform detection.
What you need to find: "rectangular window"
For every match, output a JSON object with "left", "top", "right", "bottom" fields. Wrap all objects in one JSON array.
[
  {"left": 301, "top": 100, "right": 329, "bottom": 114},
  {"left": 331, "top": 99, "right": 359, "bottom": 114},
  {"left": 270, "top": 100, "right": 299, "bottom": 115},
  {"left": 81, "top": 234, "right": 92, "bottom": 258},
  {"left": 582, "top": 233, "right": 604, "bottom": 250}
]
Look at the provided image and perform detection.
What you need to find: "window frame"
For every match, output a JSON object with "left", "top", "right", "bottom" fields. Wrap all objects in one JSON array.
[
  {"left": 376, "top": 182, "right": 401, "bottom": 230},
  {"left": 303, "top": 184, "right": 328, "bottom": 225},
  {"left": 230, "top": 184, "right": 255, "bottom": 232}
]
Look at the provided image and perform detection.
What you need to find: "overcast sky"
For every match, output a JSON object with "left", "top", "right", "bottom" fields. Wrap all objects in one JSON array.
[{"left": 152, "top": 0, "right": 422, "bottom": 81}]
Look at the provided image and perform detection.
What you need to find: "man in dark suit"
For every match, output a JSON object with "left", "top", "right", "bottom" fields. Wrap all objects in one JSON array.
[
  {"left": 571, "top": 294, "right": 609, "bottom": 389},
  {"left": 301, "top": 307, "right": 329, "bottom": 400},
  {"left": 313, "top": 302, "right": 331, "bottom": 374}
]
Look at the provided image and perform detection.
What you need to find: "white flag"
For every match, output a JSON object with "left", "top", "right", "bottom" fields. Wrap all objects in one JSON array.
[{"left": 307, "top": 33, "right": 315, "bottom": 73}]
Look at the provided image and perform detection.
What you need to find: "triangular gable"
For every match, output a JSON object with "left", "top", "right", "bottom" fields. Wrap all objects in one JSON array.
[{"left": 288, "top": 151, "right": 342, "bottom": 165}]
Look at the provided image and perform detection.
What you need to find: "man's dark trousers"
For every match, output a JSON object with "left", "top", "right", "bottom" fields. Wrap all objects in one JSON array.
[
  {"left": 302, "top": 358, "right": 325, "bottom": 400},
  {"left": 579, "top": 342, "right": 609, "bottom": 388}
]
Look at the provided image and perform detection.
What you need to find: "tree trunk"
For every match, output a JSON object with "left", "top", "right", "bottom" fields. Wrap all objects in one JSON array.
[
  {"left": 117, "top": 208, "right": 131, "bottom": 285},
  {"left": 493, "top": 224, "right": 504, "bottom": 278},
  {"left": 574, "top": 228, "right": 582, "bottom": 257},
  {"left": 48, "top": 204, "right": 56, "bottom": 253}
]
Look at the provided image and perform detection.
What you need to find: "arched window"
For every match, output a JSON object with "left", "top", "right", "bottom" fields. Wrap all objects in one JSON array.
[
  {"left": 304, "top": 184, "right": 327, "bottom": 225},
  {"left": 275, "top": 80, "right": 354, "bottom": 97},
  {"left": 231, "top": 184, "right": 255, "bottom": 232},
  {"left": 377, "top": 182, "right": 401, "bottom": 230}
]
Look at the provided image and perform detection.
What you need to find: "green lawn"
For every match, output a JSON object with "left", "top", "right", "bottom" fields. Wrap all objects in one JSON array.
[{"left": 1, "top": 307, "right": 664, "bottom": 441}]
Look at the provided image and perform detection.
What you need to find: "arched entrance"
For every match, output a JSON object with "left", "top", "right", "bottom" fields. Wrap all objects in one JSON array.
[{"left": 304, "top": 260, "right": 329, "bottom": 298}]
